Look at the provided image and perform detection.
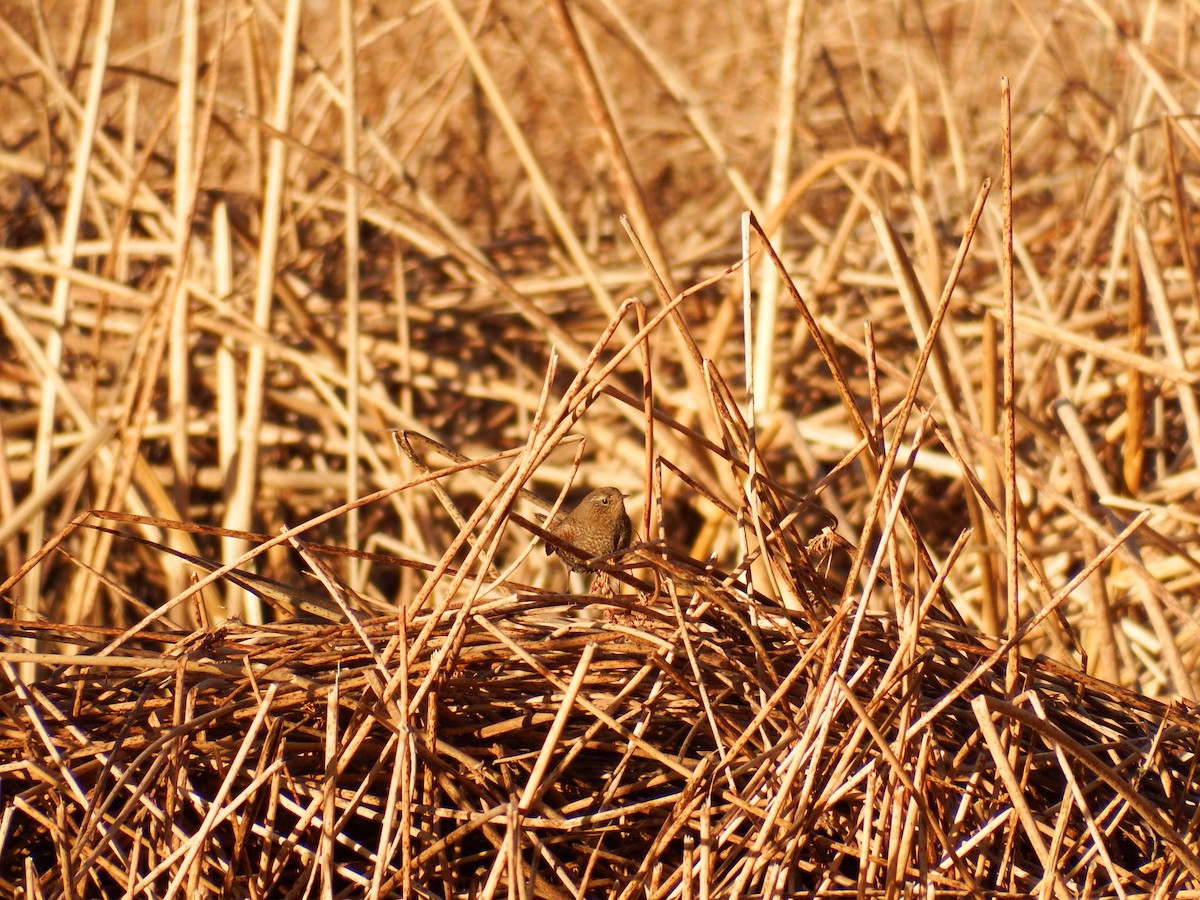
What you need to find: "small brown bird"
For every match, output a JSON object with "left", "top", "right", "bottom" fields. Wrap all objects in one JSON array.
[{"left": 545, "top": 487, "right": 632, "bottom": 573}]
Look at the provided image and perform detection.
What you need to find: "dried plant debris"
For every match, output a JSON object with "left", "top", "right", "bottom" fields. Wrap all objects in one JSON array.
[
  {"left": 2, "top": 555, "right": 1199, "bottom": 896},
  {"left": 5, "top": 0, "right": 1200, "bottom": 896}
]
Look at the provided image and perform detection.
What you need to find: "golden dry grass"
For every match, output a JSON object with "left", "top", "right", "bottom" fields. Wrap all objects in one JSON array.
[{"left": 3, "top": 0, "right": 1200, "bottom": 896}]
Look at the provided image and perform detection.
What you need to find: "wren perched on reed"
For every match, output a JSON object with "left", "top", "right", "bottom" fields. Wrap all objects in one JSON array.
[{"left": 545, "top": 487, "right": 632, "bottom": 573}]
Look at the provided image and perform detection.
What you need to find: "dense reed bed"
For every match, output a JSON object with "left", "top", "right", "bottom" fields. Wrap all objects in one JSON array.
[{"left": 3, "top": 0, "right": 1200, "bottom": 895}]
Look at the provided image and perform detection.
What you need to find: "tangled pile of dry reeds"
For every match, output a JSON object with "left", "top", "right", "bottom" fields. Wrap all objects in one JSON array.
[
  {"left": 2, "top": 441, "right": 1200, "bottom": 896},
  {"left": 5, "top": 259, "right": 1200, "bottom": 893}
]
